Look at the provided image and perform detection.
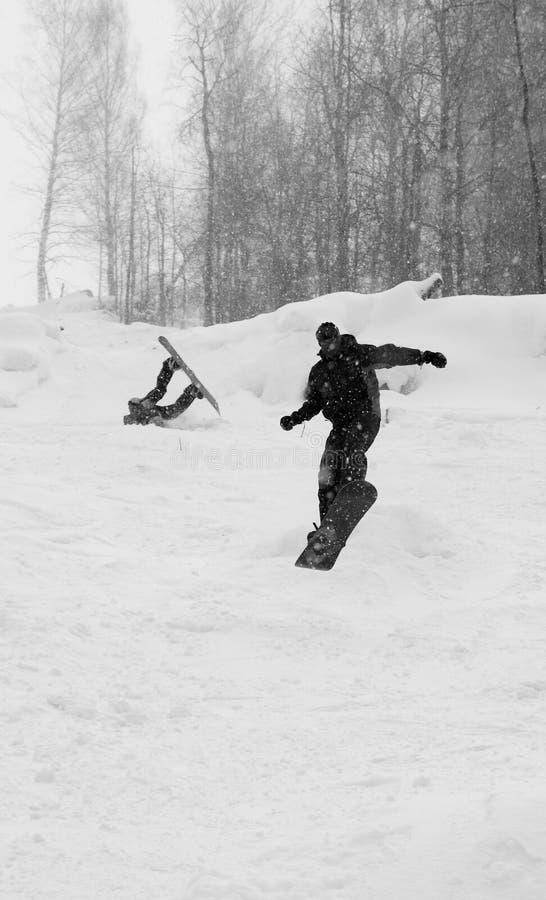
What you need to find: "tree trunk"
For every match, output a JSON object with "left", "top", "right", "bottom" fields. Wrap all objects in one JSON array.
[
  {"left": 511, "top": 0, "right": 545, "bottom": 292},
  {"left": 36, "top": 8, "right": 65, "bottom": 303},
  {"left": 103, "top": 123, "right": 117, "bottom": 303},
  {"left": 438, "top": 0, "right": 454, "bottom": 294},
  {"left": 124, "top": 146, "right": 137, "bottom": 324},
  {"left": 482, "top": 119, "right": 497, "bottom": 293},
  {"left": 145, "top": 207, "right": 151, "bottom": 315},
  {"left": 398, "top": 136, "right": 410, "bottom": 282},
  {"left": 157, "top": 204, "right": 166, "bottom": 326},
  {"left": 408, "top": 131, "right": 423, "bottom": 276},
  {"left": 329, "top": 0, "right": 351, "bottom": 291},
  {"left": 199, "top": 43, "right": 216, "bottom": 326},
  {"left": 37, "top": 103, "right": 61, "bottom": 303},
  {"left": 37, "top": 160, "right": 56, "bottom": 303},
  {"left": 454, "top": 100, "right": 465, "bottom": 293}
]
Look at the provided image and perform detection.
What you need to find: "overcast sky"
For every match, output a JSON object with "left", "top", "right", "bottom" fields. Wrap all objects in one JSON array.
[
  {"left": 1, "top": 2, "right": 32, "bottom": 305},
  {"left": 0, "top": 0, "right": 312, "bottom": 307},
  {"left": 0, "top": 0, "right": 179, "bottom": 306}
]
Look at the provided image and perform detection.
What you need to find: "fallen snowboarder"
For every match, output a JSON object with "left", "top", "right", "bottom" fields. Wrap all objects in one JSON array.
[
  {"left": 124, "top": 355, "right": 203, "bottom": 426},
  {"left": 280, "top": 321, "right": 447, "bottom": 569}
]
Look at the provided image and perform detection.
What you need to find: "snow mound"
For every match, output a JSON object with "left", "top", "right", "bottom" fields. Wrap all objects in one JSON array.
[
  {"left": 0, "top": 310, "right": 63, "bottom": 406},
  {"left": 0, "top": 309, "right": 62, "bottom": 341},
  {"left": 153, "top": 277, "right": 438, "bottom": 409},
  {"left": 2, "top": 275, "right": 545, "bottom": 418},
  {"left": 373, "top": 503, "right": 455, "bottom": 559},
  {"left": 164, "top": 276, "right": 546, "bottom": 413},
  {"left": 14, "top": 290, "right": 114, "bottom": 318}
]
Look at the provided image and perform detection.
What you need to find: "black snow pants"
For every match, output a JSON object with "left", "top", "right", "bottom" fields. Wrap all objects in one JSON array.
[
  {"left": 128, "top": 360, "right": 197, "bottom": 423},
  {"left": 318, "top": 416, "right": 380, "bottom": 520}
]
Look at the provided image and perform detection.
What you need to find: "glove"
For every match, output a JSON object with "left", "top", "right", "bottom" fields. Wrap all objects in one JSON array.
[
  {"left": 187, "top": 383, "right": 203, "bottom": 399},
  {"left": 166, "top": 356, "right": 182, "bottom": 372},
  {"left": 280, "top": 415, "right": 295, "bottom": 431},
  {"left": 421, "top": 350, "right": 447, "bottom": 368}
]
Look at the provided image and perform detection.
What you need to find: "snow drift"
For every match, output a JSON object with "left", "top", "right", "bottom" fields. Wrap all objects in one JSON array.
[
  {"left": 4, "top": 277, "right": 545, "bottom": 418},
  {"left": 2, "top": 278, "right": 546, "bottom": 900},
  {"left": 0, "top": 310, "right": 62, "bottom": 406}
]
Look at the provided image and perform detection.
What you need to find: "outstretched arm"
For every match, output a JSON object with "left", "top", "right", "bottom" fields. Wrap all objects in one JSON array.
[{"left": 368, "top": 344, "right": 446, "bottom": 369}]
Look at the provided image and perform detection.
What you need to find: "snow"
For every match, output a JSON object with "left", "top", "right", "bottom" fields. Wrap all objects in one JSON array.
[
  {"left": 0, "top": 311, "right": 64, "bottom": 407},
  {"left": 1, "top": 281, "right": 546, "bottom": 899}
]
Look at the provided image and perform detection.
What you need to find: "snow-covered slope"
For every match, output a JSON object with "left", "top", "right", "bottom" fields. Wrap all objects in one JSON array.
[{"left": 2, "top": 282, "right": 546, "bottom": 900}]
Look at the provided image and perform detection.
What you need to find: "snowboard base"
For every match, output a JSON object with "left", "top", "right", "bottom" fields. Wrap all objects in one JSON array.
[
  {"left": 158, "top": 335, "right": 220, "bottom": 416},
  {"left": 295, "top": 480, "right": 377, "bottom": 571}
]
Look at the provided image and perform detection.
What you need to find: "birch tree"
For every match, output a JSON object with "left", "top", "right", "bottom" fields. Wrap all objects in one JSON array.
[
  {"left": 24, "top": 0, "right": 89, "bottom": 302},
  {"left": 180, "top": 0, "right": 223, "bottom": 325},
  {"left": 79, "top": 0, "right": 137, "bottom": 308},
  {"left": 511, "top": 0, "right": 545, "bottom": 292}
]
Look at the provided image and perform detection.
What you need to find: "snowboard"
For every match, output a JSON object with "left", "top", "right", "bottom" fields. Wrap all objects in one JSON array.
[
  {"left": 295, "top": 480, "right": 377, "bottom": 571},
  {"left": 158, "top": 335, "right": 221, "bottom": 416}
]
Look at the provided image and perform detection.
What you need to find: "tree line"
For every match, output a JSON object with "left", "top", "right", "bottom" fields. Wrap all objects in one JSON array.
[{"left": 26, "top": 0, "right": 546, "bottom": 323}]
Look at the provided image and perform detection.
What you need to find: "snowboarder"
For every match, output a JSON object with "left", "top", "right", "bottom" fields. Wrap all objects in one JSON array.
[
  {"left": 280, "top": 322, "right": 447, "bottom": 547},
  {"left": 124, "top": 356, "right": 203, "bottom": 425}
]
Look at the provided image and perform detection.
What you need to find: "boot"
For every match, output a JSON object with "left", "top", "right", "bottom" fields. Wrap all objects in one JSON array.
[{"left": 308, "top": 523, "right": 339, "bottom": 555}]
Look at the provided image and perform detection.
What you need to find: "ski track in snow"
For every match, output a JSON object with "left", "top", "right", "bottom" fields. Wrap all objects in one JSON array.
[{"left": 1, "top": 301, "right": 546, "bottom": 899}]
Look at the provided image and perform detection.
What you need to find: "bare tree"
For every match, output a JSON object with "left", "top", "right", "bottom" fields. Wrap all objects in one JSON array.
[
  {"left": 511, "top": 0, "right": 545, "bottom": 292},
  {"left": 313, "top": 0, "right": 365, "bottom": 291},
  {"left": 126, "top": 0, "right": 545, "bottom": 321},
  {"left": 78, "top": 0, "right": 138, "bottom": 309},
  {"left": 123, "top": 133, "right": 139, "bottom": 324},
  {"left": 180, "top": 0, "right": 224, "bottom": 325},
  {"left": 22, "top": 0, "right": 89, "bottom": 302}
]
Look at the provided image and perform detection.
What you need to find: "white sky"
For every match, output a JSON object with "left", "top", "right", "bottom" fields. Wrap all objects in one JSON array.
[
  {"left": 0, "top": 0, "right": 180, "bottom": 305},
  {"left": 0, "top": 0, "right": 314, "bottom": 307},
  {"left": 0, "top": 2, "right": 34, "bottom": 304}
]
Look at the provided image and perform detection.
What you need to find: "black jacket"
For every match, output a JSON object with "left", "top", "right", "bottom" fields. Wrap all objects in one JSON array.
[{"left": 290, "top": 334, "right": 423, "bottom": 429}]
